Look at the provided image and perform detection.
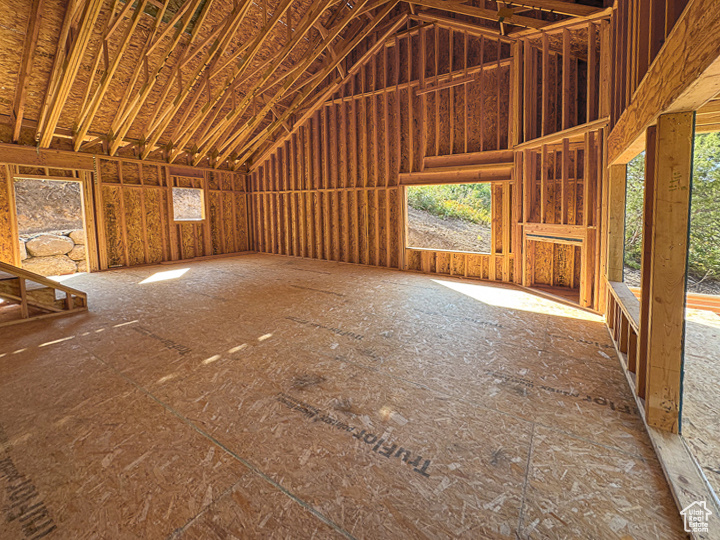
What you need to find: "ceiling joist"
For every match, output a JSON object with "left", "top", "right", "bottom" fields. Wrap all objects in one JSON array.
[
  {"left": 505, "top": 0, "right": 600, "bottom": 17},
  {"left": 407, "top": 0, "right": 549, "bottom": 30}
]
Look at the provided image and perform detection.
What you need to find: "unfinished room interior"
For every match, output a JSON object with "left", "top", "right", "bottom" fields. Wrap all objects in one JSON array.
[{"left": 1, "top": 0, "right": 720, "bottom": 537}]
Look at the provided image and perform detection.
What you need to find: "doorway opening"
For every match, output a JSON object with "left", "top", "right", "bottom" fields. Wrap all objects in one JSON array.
[{"left": 14, "top": 177, "right": 89, "bottom": 277}]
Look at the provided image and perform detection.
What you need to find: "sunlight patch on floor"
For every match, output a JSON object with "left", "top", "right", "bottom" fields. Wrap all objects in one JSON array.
[
  {"left": 686, "top": 308, "right": 720, "bottom": 329},
  {"left": 139, "top": 268, "right": 190, "bottom": 284},
  {"left": 432, "top": 279, "right": 602, "bottom": 322}
]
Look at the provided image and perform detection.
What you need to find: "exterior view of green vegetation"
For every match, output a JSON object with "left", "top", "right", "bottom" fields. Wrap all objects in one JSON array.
[
  {"left": 625, "top": 132, "right": 720, "bottom": 290},
  {"left": 406, "top": 183, "right": 493, "bottom": 254},
  {"left": 407, "top": 183, "right": 492, "bottom": 225}
]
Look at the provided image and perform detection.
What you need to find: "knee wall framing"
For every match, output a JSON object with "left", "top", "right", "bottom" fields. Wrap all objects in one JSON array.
[{"left": 0, "top": 151, "right": 250, "bottom": 271}]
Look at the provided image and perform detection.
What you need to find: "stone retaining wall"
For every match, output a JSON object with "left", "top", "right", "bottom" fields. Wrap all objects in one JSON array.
[{"left": 20, "top": 230, "right": 87, "bottom": 276}]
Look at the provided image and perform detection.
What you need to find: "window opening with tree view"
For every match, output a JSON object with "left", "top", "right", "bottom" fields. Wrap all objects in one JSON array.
[{"left": 406, "top": 183, "right": 492, "bottom": 254}]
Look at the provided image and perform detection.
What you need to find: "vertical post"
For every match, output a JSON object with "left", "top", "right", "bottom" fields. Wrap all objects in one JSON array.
[
  {"left": 541, "top": 33, "right": 549, "bottom": 136},
  {"left": 509, "top": 41, "right": 522, "bottom": 148},
  {"left": 636, "top": 124, "right": 656, "bottom": 400},
  {"left": 5, "top": 165, "right": 21, "bottom": 266},
  {"left": 606, "top": 164, "right": 627, "bottom": 283},
  {"left": 202, "top": 172, "right": 213, "bottom": 256},
  {"left": 643, "top": 112, "right": 694, "bottom": 433},
  {"left": 562, "top": 28, "right": 571, "bottom": 130},
  {"left": 18, "top": 277, "right": 28, "bottom": 319},
  {"left": 523, "top": 39, "right": 533, "bottom": 142}
]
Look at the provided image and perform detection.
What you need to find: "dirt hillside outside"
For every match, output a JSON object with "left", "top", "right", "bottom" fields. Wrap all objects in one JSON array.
[
  {"left": 15, "top": 178, "right": 83, "bottom": 236},
  {"left": 407, "top": 207, "right": 492, "bottom": 254}
]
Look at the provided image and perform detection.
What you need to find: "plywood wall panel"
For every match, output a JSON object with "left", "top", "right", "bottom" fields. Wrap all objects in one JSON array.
[
  {"left": 142, "top": 164, "right": 160, "bottom": 186},
  {"left": 223, "top": 193, "right": 236, "bottom": 254},
  {"left": 102, "top": 185, "right": 125, "bottom": 268},
  {"left": 122, "top": 161, "right": 141, "bottom": 185},
  {"left": 123, "top": 188, "right": 145, "bottom": 266},
  {"left": 91, "top": 158, "right": 249, "bottom": 269},
  {"left": 144, "top": 188, "right": 165, "bottom": 264},
  {"left": 179, "top": 223, "right": 196, "bottom": 260},
  {"left": 209, "top": 191, "right": 223, "bottom": 256},
  {"left": 100, "top": 160, "right": 120, "bottom": 184}
]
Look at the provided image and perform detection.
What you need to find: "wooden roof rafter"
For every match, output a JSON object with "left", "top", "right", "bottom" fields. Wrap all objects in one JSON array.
[
  {"left": 37, "top": 0, "right": 105, "bottom": 148},
  {"left": 73, "top": 0, "right": 149, "bottom": 151},
  {"left": 177, "top": 37, "right": 319, "bottom": 159},
  {"left": 105, "top": 0, "right": 139, "bottom": 39},
  {"left": 140, "top": 0, "right": 257, "bottom": 159},
  {"left": 227, "top": 2, "right": 405, "bottom": 168},
  {"left": 314, "top": 21, "right": 347, "bottom": 77},
  {"left": 186, "top": 0, "right": 341, "bottom": 165},
  {"left": 142, "top": 0, "right": 318, "bottom": 160},
  {"left": 246, "top": 9, "right": 409, "bottom": 169},
  {"left": 11, "top": 0, "right": 45, "bottom": 142},
  {"left": 167, "top": 0, "right": 298, "bottom": 162},
  {"left": 76, "top": 0, "right": 123, "bottom": 133},
  {"left": 201, "top": 6, "right": 371, "bottom": 166},
  {"left": 250, "top": 0, "right": 381, "bottom": 98},
  {"left": 75, "top": 0, "right": 165, "bottom": 141},
  {"left": 145, "top": 0, "right": 202, "bottom": 58},
  {"left": 107, "top": 0, "right": 211, "bottom": 155},
  {"left": 187, "top": 62, "right": 272, "bottom": 152}
]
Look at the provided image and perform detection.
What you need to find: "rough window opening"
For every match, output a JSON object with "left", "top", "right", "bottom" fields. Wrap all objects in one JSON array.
[
  {"left": 623, "top": 151, "right": 645, "bottom": 290},
  {"left": 172, "top": 187, "right": 205, "bottom": 222},
  {"left": 624, "top": 135, "right": 720, "bottom": 296},
  {"left": 406, "top": 183, "right": 492, "bottom": 254}
]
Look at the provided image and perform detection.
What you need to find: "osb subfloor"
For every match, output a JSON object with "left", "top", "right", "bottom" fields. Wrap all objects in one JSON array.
[
  {"left": 683, "top": 308, "right": 720, "bottom": 498},
  {"left": 0, "top": 254, "right": 684, "bottom": 539}
]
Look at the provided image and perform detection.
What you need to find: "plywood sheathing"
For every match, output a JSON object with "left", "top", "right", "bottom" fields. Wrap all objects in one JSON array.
[
  {"left": 102, "top": 158, "right": 249, "bottom": 267},
  {"left": 0, "top": 0, "right": 358, "bottom": 161},
  {"left": 0, "top": 255, "right": 684, "bottom": 538}
]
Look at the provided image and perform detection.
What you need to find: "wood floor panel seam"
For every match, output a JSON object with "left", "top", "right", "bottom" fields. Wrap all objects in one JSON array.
[
  {"left": 324, "top": 347, "right": 655, "bottom": 463},
  {"left": 516, "top": 423, "right": 536, "bottom": 537},
  {"left": 81, "top": 346, "right": 357, "bottom": 540}
]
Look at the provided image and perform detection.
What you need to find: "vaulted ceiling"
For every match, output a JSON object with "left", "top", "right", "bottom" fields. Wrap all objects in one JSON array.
[{"left": 0, "top": 0, "right": 605, "bottom": 170}]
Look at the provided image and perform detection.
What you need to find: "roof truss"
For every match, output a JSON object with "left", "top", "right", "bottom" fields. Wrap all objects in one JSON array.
[{"left": 5, "top": 0, "right": 605, "bottom": 164}]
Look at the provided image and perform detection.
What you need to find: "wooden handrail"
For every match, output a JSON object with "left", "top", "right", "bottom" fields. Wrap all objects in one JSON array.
[
  {"left": 0, "top": 260, "right": 88, "bottom": 327},
  {"left": 0, "top": 260, "right": 87, "bottom": 300}
]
